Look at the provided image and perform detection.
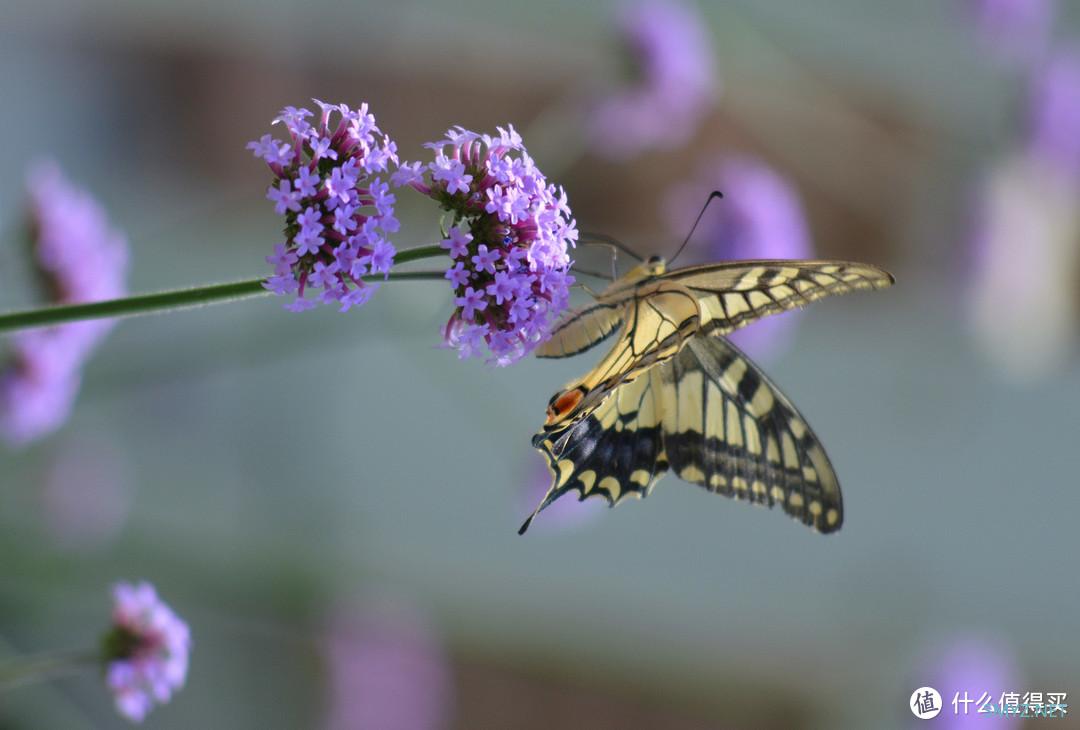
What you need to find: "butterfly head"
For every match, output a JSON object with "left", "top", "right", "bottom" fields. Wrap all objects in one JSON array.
[{"left": 620, "top": 255, "right": 667, "bottom": 285}]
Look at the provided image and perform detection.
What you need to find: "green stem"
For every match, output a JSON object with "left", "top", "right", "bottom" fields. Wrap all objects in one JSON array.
[
  {"left": 0, "top": 648, "right": 100, "bottom": 691},
  {"left": 0, "top": 244, "right": 447, "bottom": 334}
]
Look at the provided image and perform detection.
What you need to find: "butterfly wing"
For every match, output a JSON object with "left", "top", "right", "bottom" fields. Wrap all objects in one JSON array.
[
  {"left": 666, "top": 260, "right": 894, "bottom": 338},
  {"left": 534, "top": 301, "right": 625, "bottom": 359},
  {"left": 523, "top": 366, "right": 669, "bottom": 534},
  {"left": 661, "top": 336, "right": 843, "bottom": 533},
  {"left": 524, "top": 335, "right": 843, "bottom": 534}
]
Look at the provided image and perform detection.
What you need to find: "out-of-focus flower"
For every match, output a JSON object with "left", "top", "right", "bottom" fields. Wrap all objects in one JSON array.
[
  {"left": 911, "top": 634, "right": 1021, "bottom": 729},
  {"left": 665, "top": 155, "right": 812, "bottom": 359},
  {"left": 322, "top": 596, "right": 452, "bottom": 730},
  {"left": 249, "top": 101, "right": 400, "bottom": 312},
  {"left": 520, "top": 454, "right": 604, "bottom": 531},
  {"left": 398, "top": 126, "right": 577, "bottom": 365},
  {"left": 41, "top": 436, "right": 131, "bottom": 550},
  {"left": 1026, "top": 48, "right": 1080, "bottom": 178},
  {"left": 968, "top": 153, "right": 1079, "bottom": 380},
  {"left": 965, "top": 0, "right": 1056, "bottom": 65},
  {"left": 103, "top": 582, "right": 191, "bottom": 724},
  {"left": 589, "top": 0, "right": 717, "bottom": 160},
  {"left": 1, "top": 163, "right": 128, "bottom": 447}
]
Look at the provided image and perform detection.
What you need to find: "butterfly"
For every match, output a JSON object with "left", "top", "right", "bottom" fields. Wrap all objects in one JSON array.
[{"left": 519, "top": 255, "right": 894, "bottom": 534}]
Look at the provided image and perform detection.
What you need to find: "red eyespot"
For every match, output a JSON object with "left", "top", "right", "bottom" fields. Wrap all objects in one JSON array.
[{"left": 546, "top": 389, "right": 584, "bottom": 424}]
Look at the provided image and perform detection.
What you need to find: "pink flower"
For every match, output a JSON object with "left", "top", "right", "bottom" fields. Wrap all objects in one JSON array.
[
  {"left": 104, "top": 582, "right": 191, "bottom": 723},
  {"left": 1, "top": 162, "right": 128, "bottom": 447}
]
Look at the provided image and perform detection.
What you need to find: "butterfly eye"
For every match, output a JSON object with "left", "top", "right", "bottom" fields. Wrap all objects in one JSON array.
[{"left": 546, "top": 388, "right": 585, "bottom": 423}]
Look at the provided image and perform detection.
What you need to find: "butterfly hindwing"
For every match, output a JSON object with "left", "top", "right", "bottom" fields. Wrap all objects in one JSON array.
[
  {"left": 526, "top": 336, "right": 842, "bottom": 533},
  {"left": 522, "top": 369, "right": 668, "bottom": 534},
  {"left": 661, "top": 336, "right": 843, "bottom": 533}
]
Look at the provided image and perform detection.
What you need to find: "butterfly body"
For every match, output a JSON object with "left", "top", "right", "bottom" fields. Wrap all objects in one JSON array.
[{"left": 522, "top": 256, "right": 893, "bottom": 535}]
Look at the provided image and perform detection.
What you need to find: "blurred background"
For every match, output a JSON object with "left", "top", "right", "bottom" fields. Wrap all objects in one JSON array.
[{"left": 1, "top": 0, "right": 1079, "bottom": 727}]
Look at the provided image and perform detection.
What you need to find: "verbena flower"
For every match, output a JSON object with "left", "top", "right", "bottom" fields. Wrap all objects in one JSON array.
[
  {"left": 249, "top": 101, "right": 400, "bottom": 312},
  {"left": 589, "top": 0, "right": 716, "bottom": 160},
  {"left": 1027, "top": 48, "right": 1080, "bottom": 179},
  {"left": 397, "top": 126, "right": 577, "bottom": 365},
  {"left": 1, "top": 163, "right": 128, "bottom": 447},
  {"left": 665, "top": 155, "right": 811, "bottom": 359},
  {"left": 103, "top": 581, "right": 191, "bottom": 724}
]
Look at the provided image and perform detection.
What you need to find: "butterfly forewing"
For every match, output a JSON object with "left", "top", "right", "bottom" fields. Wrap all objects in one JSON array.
[{"left": 667, "top": 260, "right": 894, "bottom": 338}]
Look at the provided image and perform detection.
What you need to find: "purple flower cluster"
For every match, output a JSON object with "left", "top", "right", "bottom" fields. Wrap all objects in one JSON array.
[
  {"left": 1, "top": 163, "right": 128, "bottom": 447},
  {"left": 395, "top": 126, "right": 577, "bottom": 365},
  {"left": 249, "top": 101, "right": 400, "bottom": 312},
  {"left": 104, "top": 581, "right": 191, "bottom": 724},
  {"left": 666, "top": 155, "right": 812, "bottom": 358},
  {"left": 589, "top": 0, "right": 717, "bottom": 160},
  {"left": 1027, "top": 48, "right": 1080, "bottom": 179}
]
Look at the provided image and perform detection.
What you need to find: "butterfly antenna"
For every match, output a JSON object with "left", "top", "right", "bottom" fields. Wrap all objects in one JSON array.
[
  {"left": 578, "top": 232, "right": 645, "bottom": 263},
  {"left": 668, "top": 190, "right": 724, "bottom": 267}
]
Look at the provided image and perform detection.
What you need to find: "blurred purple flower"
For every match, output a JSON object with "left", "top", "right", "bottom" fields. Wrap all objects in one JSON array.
[
  {"left": 589, "top": 0, "right": 717, "bottom": 160},
  {"left": 41, "top": 436, "right": 131, "bottom": 550},
  {"left": 1026, "top": 48, "right": 1080, "bottom": 178},
  {"left": 104, "top": 581, "right": 191, "bottom": 724},
  {"left": 967, "top": 153, "right": 1079, "bottom": 380},
  {"left": 520, "top": 454, "right": 604, "bottom": 531},
  {"left": 665, "top": 155, "right": 812, "bottom": 360},
  {"left": 400, "top": 126, "right": 577, "bottom": 366},
  {"left": 1, "top": 162, "right": 128, "bottom": 447},
  {"left": 912, "top": 634, "right": 1021, "bottom": 728},
  {"left": 250, "top": 100, "right": 400, "bottom": 312},
  {"left": 322, "top": 597, "right": 452, "bottom": 730},
  {"left": 965, "top": 0, "right": 1056, "bottom": 65}
]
